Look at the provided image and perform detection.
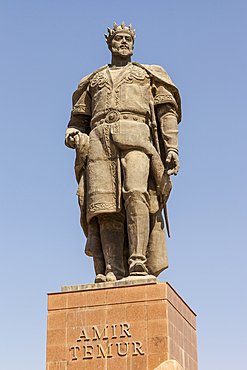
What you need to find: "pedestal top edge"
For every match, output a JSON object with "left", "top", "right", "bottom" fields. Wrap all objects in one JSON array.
[{"left": 59, "top": 275, "right": 160, "bottom": 293}]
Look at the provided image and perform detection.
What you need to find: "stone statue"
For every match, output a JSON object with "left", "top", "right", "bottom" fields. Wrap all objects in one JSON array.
[{"left": 65, "top": 22, "right": 181, "bottom": 283}]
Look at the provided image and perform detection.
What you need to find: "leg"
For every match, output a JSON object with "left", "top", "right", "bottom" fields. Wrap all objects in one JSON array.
[
  {"left": 98, "top": 211, "right": 126, "bottom": 281},
  {"left": 121, "top": 150, "right": 150, "bottom": 276}
]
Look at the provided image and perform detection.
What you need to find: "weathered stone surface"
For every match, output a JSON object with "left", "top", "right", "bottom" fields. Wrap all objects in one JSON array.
[{"left": 65, "top": 22, "right": 181, "bottom": 282}]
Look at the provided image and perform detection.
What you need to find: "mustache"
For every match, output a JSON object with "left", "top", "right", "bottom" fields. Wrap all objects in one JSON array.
[{"left": 119, "top": 44, "right": 129, "bottom": 49}]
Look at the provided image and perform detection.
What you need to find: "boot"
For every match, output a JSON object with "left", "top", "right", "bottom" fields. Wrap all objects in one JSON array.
[
  {"left": 126, "top": 200, "right": 149, "bottom": 276},
  {"left": 98, "top": 214, "right": 125, "bottom": 281}
]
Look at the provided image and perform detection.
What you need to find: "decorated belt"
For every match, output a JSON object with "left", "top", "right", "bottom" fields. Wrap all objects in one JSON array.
[{"left": 91, "top": 110, "right": 148, "bottom": 128}]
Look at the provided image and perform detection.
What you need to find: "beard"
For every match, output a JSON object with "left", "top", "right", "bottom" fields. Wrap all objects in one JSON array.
[{"left": 111, "top": 45, "right": 133, "bottom": 58}]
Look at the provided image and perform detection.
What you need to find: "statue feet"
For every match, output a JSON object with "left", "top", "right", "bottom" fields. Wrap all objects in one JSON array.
[
  {"left": 95, "top": 274, "right": 106, "bottom": 283},
  {"left": 95, "top": 272, "right": 117, "bottom": 283},
  {"left": 94, "top": 272, "right": 126, "bottom": 283},
  {"left": 106, "top": 271, "right": 117, "bottom": 281},
  {"left": 129, "top": 261, "right": 148, "bottom": 276}
]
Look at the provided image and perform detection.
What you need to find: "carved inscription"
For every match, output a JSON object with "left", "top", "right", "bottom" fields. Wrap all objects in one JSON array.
[{"left": 69, "top": 323, "right": 144, "bottom": 360}]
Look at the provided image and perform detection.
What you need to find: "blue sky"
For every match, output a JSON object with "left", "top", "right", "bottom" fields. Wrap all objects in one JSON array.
[{"left": 0, "top": 1, "right": 246, "bottom": 369}]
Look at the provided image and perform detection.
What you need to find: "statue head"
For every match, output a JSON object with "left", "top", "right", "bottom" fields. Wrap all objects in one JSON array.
[{"left": 105, "top": 22, "right": 135, "bottom": 59}]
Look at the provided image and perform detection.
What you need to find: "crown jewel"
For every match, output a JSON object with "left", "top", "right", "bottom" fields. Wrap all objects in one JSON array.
[{"left": 104, "top": 22, "right": 136, "bottom": 45}]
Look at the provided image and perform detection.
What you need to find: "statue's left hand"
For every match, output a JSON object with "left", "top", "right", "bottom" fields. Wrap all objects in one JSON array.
[{"left": 166, "top": 151, "right": 180, "bottom": 176}]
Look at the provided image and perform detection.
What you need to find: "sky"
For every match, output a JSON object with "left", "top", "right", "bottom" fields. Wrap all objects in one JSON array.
[{"left": 0, "top": 0, "right": 246, "bottom": 369}]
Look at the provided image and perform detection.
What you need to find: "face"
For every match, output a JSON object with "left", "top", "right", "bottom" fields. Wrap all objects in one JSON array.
[{"left": 110, "top": 32, "right": 134, "bottom": 58}]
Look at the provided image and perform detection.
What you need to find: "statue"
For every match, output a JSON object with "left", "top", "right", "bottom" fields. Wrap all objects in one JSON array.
[{"left": 65, "top": 22, "right": 181, "bottom": 283}]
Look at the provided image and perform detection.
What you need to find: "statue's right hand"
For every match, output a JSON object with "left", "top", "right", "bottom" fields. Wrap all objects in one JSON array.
[{"left": 65, "top": 128, "right": 81, "bottom": 149}]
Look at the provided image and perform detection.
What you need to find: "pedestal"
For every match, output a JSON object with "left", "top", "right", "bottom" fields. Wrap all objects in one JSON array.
[{"left": 46, "top": 280, "right": 198, "bottom": 370}]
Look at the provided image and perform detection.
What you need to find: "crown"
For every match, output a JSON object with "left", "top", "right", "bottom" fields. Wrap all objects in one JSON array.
[{"left": 104, "top": 22, "right": 136, "bottom": 45}]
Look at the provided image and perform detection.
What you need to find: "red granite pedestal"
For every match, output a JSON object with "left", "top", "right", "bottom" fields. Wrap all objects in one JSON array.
[{"left": 46, "top": 281, "right": 198, "bottom": 370}]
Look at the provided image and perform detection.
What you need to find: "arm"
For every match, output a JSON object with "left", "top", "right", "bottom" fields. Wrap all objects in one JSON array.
[
  {"left": 151, "top": 72, "right": 181, "bottom": 176},
  {"left": 65, "top": 114, "right": 90, "bottom": 148},
  {"left": 156, "top": 103, "right": 180, "bottom": 176},
  {"left": 65, "top": 78, "right": 92, "bottom": 149}
]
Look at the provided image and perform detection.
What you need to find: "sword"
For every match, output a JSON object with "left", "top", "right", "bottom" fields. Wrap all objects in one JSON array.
[{"left": 149, "top": 101, "right": 171, "bottom": 238}]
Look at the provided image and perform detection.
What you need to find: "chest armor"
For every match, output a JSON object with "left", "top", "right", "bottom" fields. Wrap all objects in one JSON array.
[{"left": 89, "top": 64, "right": 151, "bottom": 121}]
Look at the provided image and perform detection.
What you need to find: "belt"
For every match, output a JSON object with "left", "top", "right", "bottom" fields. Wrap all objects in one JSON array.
[{"left": 91, "top": 110, "right": 149, "bottom": 128}]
